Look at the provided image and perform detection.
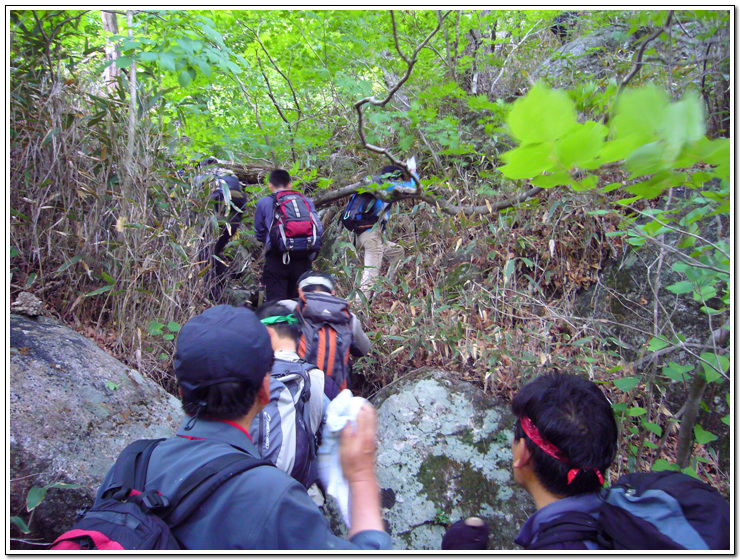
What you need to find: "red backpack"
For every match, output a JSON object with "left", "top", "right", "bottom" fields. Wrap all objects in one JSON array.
[{"left": 269, "top": 191, "right": 322, "bottom": 257}]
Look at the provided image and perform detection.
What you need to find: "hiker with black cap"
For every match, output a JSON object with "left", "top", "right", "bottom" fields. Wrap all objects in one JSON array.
[{"left": 91, "top": 305, "right": 390, "bottom": 550}]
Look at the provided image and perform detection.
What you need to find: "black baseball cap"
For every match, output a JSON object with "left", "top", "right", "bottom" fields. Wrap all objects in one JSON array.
[{"left": 174, "top": 305, "right": 273, "bottom": 400}]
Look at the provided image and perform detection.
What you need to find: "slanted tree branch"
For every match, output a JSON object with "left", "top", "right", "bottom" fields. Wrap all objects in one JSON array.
[
  {"left": 607, "top": 10, "right": 675, "bottom": 123},
  {"left": 341, "top": 10, "right": 545, "bottom": 219},
  {"left": 353, "top": 10, "right": 451, "bottom": 187}
]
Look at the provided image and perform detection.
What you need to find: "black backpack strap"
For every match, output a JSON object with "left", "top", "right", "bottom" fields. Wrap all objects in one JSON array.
[
  {"left": 531, "top": 511, "right": 611, "bottom": 550},
  {"left": 104, "top": 438, "right": 166, "bottom": 501},
  {"left": 162, "top": 453, "right": 274, "bottom": 528}
]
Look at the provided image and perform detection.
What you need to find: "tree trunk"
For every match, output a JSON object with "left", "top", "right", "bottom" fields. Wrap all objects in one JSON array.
[
  {"left": 101, "top": 11, "right": 119, "bottom": 91},
  {"left": 123, "top": 10, "right": 137, "bottom": 210},
  {"left": 675, "top": 319, "right": 730, "bottom": 468}
]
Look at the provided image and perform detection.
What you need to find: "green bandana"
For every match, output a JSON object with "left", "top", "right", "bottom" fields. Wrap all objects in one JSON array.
[{"left": 260, "top": 315, "right": 299, "bottom": 326}]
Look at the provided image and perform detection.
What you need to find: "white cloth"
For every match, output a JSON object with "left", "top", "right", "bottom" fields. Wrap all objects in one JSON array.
[{"left": 318, "top": 389, "right": 367, "bottom": 526}]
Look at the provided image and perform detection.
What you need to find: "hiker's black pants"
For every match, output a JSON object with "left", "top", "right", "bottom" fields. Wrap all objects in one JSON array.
[{"left": 262, "top": 252, "right": 313, "bottom": 302}]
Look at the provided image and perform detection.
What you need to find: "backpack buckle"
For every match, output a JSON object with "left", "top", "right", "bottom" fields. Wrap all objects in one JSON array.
[{"left": 138, "top": 491, "right": 170, "bottom": 511}]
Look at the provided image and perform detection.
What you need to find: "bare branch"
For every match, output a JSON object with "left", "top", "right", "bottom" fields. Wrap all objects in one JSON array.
[
  {"left": 247, "top": 25, "right": 303, "bottom": 120},
  {"left": 311, "top": 177, "right": 543, "bottom": 218},
  {"left": 353, "top": 10, "right": 451, "bottom": 186},
  {"left": 613, "top": 11, "right": 674, "bottom": 101}
]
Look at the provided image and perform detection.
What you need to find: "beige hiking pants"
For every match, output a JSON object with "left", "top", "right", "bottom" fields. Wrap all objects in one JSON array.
[{"left": 356, "top": 227, "right": 404, "bottom": 301}]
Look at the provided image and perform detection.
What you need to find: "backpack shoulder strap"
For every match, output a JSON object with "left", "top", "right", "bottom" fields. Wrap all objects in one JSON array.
[
  {"left": 163, "top": 452, "right": 274, "bottom": 528},
  {"left": 104, "top": 438, "right": 166, "bottom": 500},
  {"left": 532, "top": 511, "right": 611, "bottom": 550}
]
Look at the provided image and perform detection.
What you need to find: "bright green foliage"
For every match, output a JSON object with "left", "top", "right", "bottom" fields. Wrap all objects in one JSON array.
[{"left": 499, "top": 81, "right": 730, "bottom": 474}]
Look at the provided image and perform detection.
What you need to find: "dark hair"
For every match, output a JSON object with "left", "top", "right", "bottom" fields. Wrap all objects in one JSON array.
[
  {"left": 255, "top": 301, "right": 302, "bottom": 345},
  {"left": 269, "top": 169, "right": 292, "bottom": 189},
  {"left": 511, "top": 373, "right": 617, "bottom": 497},
  {"left": 297, "top": 270, "right": 334, "bottom": 293},
  {"left": 182, "top": 379, "right": 261, "bottom": 421},
  {"left": 380, "top": 165, "right": 405, "bottom": 182}
]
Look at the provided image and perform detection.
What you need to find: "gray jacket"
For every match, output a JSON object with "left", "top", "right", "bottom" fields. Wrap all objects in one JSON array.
[{"left": 95, "top": 417, "right": 391, "bottom": 550}]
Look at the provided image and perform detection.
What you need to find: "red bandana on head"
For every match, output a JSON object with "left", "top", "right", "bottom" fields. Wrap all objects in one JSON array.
[{"left": 519, "top": 414, "right": 604, "bottom": 486}]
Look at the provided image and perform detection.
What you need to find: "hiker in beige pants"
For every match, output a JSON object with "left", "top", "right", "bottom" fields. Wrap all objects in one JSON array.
[{"left": 356, "top": 227, "right": 404, "bottom": 302}]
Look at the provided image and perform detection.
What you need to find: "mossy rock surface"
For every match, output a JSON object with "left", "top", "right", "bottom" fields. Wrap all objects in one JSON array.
[{"left": 370, "top": 368, "right": 533, "bottom": 550}]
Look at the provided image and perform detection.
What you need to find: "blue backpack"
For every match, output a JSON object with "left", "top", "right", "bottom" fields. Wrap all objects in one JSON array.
[
  {"left": 341, "top": 192, "right": 384, "bottom": 233},
  {"left": 532, "top": 471, "right": 730, "bottom": 550}
]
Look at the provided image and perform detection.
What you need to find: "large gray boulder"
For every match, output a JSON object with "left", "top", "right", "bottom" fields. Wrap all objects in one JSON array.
[
  {"left": 371, "top": 368, "right": 533, "bottom": 550},
  {"left": 9, "top": 314, "right": 181, "bottom": 547}
]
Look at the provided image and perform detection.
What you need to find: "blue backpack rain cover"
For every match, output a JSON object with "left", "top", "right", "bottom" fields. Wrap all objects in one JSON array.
[{"left": 532, "top": 471, "right": 730, "bottom": 550}]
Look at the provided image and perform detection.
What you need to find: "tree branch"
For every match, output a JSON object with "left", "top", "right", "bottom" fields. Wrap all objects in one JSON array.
[
  {"left": 612, "top": 11, "right": 674, "bottom": 107},
  {"left": 311, "top": 177, "right": 543, "bottom": 217},
  {"left": 353, "top": 10, "right": 451, "bottom": 185},
  {"left": 248, "top": 24, "right": 303, "bottom": 120}
]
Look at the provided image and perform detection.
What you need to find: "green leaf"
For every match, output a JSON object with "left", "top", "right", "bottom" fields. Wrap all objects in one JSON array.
[
  {"left": 610, "top": 85, "right": 669, "bottom": 141},
  {"left": 647, "top": 336, "right": 671, "bottom": 352},
  {"left": 652, "top": 459, "right": 680, "bottom": 472},
  {"left": 642, "top": 421, "right": 662, "bottom": 436},
  {"left": 137, "top": 51, "right": 158, "bottom": 62},
  {"left": 26, "top": 486, "right": 47, "bottom": 511},
  {"left": 503, "top": 259, "right": 516, "bottom": 279},
  {"left": 529, "top": 171, "right": 572, "bottom": 189},
  {"left": 626, "top": 407, "right": 647, "bottom": 417},
  {"left": 147, "top": 321, "right": 165, "bottom": 336},
  {"left": 85, "top": 285, "right": 114, "bottom": 297},
  {"left": 662, "top": 361, "right": 693, "bottom": 382},
  {"left": 666, "top": 280, "right": 695, "bottom": 295},
  {"left": 611, "top": 402, "right": 628, "bottom": 413},
  {"left": 55, "top": 255, "right": 83, "bottom": 274},
  {"left": 47, "top": 482, "right": 84, "bottom": 490},
  {"left": 498, "top": 143, "right": 553, "bottom": 179},
  {"left": 116, "top": 55, "right": 132, "bottom": 69},
  {"left": 613, "top": 376, "right": 640, "bottom": 392},
  {"left": 507, "top": 82, "right": 577, "bottom": 145},
  {"left": 104, "top": 381, "right": 119, "bottom": 391},
  {"left": 10, "top": 516, "right": 30, "bottom": 534},
  {"left": 694, "top": 424, "right": 717, "bottom": 445},
  {"left": 700, "top": 352, "right": 728, "bottom": 382},
  {"left": 721, "top": 413, "right": 730, "bottom": 426},
  {"left": 158, "top": 51, "right": 176, "bottom": 72},
  {"left": 680, "top": 466, "right": 701, "bottom": 479},
  {"left": 178, "top": 69, "right": 192, "bottom": 87},
  {"left": 662, "top": 92, "right": 705, "bottom": 160},
  {"left": 167, "top": 321, "right": 181, "bottom": 333},
  {"left": 556, "top": 121, "right": 607, "bottom": 169}
]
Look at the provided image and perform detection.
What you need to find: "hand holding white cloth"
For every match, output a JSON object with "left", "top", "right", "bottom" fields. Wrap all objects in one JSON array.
[{"left": 318, "top": 389, "right": 368, "bottom": 526}]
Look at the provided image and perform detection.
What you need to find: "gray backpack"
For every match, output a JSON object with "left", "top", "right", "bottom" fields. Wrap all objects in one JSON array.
[{"left": 249, "top": 359, "right": 320, "bottom": 488}]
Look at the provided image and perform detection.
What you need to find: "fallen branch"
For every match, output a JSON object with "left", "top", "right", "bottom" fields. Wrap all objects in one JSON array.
[{"left": 311, "top": 177, "right": 543, "bottom": 217}]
